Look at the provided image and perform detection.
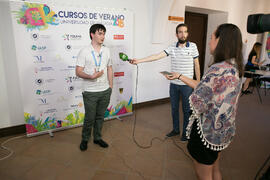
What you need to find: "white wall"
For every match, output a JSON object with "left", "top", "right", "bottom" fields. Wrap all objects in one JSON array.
[
  {"left": 0, "top": 0, "right": 24, "bottom": 129},
  {"left": 0, "top": 25, "right": 11, "bottom": 128},
  {"left": 0, "top": 0, "right": 269, "bottom": 128},
  {"left": 204, "top": 12, "right": 228, "bottom": 72}
]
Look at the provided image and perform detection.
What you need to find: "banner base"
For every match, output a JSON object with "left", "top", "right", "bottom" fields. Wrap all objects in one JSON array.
[{"left": 26, "top": 112, "right": 133, "bottom": 137}]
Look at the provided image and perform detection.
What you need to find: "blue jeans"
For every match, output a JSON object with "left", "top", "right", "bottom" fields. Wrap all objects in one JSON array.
[{"left": 169, "top": 83, "right": 193, "bottom": 137}]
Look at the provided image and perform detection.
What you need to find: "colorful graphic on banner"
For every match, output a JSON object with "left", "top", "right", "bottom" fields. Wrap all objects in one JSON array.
[
  {"left": 266, "top": 32, "right": 270, "bottom": 58},
  {"left": 11, "top": 2, "right": 133, "bottom": 136},
  {"left": 14, "top": 3, "right": 59, "bottom": 31}
]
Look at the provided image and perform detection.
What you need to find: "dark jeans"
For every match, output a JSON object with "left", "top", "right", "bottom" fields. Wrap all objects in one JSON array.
[
  {"left": 169, "top": 83, "right": 193, "bottom": 137},
  {"left": 81, "top": 88, "right": 112, "bottom": 141}
]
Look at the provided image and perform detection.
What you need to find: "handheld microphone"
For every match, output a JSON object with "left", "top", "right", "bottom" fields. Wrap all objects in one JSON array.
[{"left": 119, "top": 52, "right": 130, "bottom": 61}]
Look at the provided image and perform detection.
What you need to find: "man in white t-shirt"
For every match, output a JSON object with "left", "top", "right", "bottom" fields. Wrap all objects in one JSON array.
[
  {"left": 130, "top": 24, "right": 200, "bottom": 141},
  {"left": 76, "top": 24, "right": 113, "bottom": 151}
]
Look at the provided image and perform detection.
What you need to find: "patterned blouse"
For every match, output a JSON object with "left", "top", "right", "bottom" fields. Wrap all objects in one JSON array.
[{"left": 186, "top": 59, "right": 242, "bottom": 151}]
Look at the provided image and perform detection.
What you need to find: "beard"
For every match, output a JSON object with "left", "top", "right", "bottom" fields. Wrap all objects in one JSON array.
[
  {"left": 178, "top": 38, "right": 187, "bottom": 44},
  {"left": 178, "top": 39, "right": 187, "bottom": 44}
]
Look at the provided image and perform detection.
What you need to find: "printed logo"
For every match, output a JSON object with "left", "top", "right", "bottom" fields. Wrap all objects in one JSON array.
[
  {"left": 113, "top": 18, "right": 124, "bottom": 28},
  {"left": 31, "top": 45, "right": 46, "bottom": 51},
  {"left": 14, "top": 3, "right": 59, "bottom": 31},
  {"left": 35, "top": 78, "right": 43, "bottom": 85},
  {"left": 68, "top": 86, "right": 74, "bottom": 92},
  {"left": 35, "top": 66, "right": 54, "bottom": 73},
  {"left": 36, "top": 89, "right": 52, "bottom": 95},
  {"left": 31, "top": 33, "right": 39, "bottom": 40},
  {"left": 114, "top": 72, "right": 125, "bottom": 77},
  {"left": 70, "top": 102, "right": 83, "bottom": 108},
  {"left": 65, "top": 44, "right": 72, "bottom": 51},
  {"left": 60, "top": 65, "right": 76, "bottom": 71},
  {"left": 44, "top": 108, "right": 57, "bottom": 114},
  {"left": 62, "top": 34, "right": 82, "bottom": 41},
  {"left": 36, "top": 89, "right": 41, "bottom": 95},
  {"left": 31, "top": 33, "right": 50, "bottom": 40},
  {"left": 75, "top": 95, "right": 83, "bottom": 99},
  {"left": 35, "top": 78, "right": 56, "bottom": 85},
  {"left": 65, "top": 45, "right": 84, "bottom": 51},
  {"left": 65, "top": 76, "right": 80, "bottom": 83},
  {"left": 38, "top": 98, "right": 48, "bottom": 105},
  {"left": 113, "top": 35, "right": 124, "bottom": 40},
  {"left": 33, "top": 55, "right": 44, "bottom": 63}
]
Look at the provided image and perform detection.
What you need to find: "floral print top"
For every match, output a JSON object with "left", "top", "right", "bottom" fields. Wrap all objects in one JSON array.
[{"left": 186, "top": 59, "right": 242, "bottom": 151}]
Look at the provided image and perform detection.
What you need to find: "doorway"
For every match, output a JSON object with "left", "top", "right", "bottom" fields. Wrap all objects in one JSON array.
[{"left": 185, "top": 11, "right": 208, "bottom": 77}]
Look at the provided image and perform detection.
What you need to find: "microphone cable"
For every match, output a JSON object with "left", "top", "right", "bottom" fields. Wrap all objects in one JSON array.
[{"left": 131, "top": 64, "right": 192, "bottom": 163}]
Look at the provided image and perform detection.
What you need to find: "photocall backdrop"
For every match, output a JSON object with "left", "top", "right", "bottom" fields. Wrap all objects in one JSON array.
[{"left": 10, "top": 1, "right": 133, "bottom": 136}]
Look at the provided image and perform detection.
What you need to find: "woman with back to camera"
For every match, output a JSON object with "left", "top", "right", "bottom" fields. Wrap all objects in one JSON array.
[
  {"left": 167, "top": 23, "right": 243, "bottom": 180},
  {"left": 242, "top": 42, "right": 262, "bottom": 94}
]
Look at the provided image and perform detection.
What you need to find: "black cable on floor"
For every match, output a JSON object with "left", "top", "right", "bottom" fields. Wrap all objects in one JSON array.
[
  {"left": 255, "top": 155, "right": 270, "bottom": 180},
  {"left": 131, "top": 64, "right": 168, "bottom": 149},
  {"left": 131, "top": 64, "right": 192, "bottom": 162}
]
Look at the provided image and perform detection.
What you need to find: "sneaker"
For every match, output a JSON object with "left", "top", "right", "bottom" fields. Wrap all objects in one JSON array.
[
  {"left": 180, "top": 136, "right": 188, "bottom": 142},
  {"left": 79, "top": 140, "right": 88, "bottom": 151},
  {"left": 166, "top": 130, "right": 180, "bottom": 137},
  {"left": 94, "top": 139, "right": 109, "bottom": 148}
]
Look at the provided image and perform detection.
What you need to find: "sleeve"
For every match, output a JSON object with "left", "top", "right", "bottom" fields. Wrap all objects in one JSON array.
[
  {"left": 192, "top": 43, "right": 199, "bottom": 59},
  {"left": 190, "top": 66, "right": 216, "bottom": 114},
  {"left": 164, "top": 45, "right": 173, "bottom": 56},
  {"left": 76, "top": 48, "right": 86, "bottom": 67}
]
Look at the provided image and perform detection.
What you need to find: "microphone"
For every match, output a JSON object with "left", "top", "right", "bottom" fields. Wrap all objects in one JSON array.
[{"left": 119, "top": 52, "right": 130, "bottom": 61}]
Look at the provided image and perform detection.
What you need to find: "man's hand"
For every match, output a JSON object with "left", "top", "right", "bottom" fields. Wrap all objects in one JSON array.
[
  {"left": 90, "top": 69, "right": 104, "bottom": 79},
  {"left": 167, "top": 72, "right": 181, "bottom": 80}
]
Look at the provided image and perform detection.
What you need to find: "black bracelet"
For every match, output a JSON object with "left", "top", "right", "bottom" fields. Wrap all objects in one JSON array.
[{"left": 178, "top": 74, "right": 182, "bottom": 80}]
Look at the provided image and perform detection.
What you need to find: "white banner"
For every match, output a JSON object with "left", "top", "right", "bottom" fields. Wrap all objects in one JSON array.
[{"left": 10, "top": 1, "right": 133, "bottom": 136}]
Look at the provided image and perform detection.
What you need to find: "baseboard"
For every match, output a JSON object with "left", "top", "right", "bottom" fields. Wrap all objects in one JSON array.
[
  {"left": 133, "top": 97, "right": 170, "bottom": 109},
  {"left": 0, "top": 98, "right": 170, "bottom": 138},
  {"left": 0, "top": 124, "right": 26, "bottom": 138}
]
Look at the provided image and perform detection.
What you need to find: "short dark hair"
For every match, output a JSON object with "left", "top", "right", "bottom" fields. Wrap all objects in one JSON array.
[
  {"left": 89, "top": 24, "right": 106, "bottom": 39},
  {"left": 213, "top": 23, "right": 243, "bottom": 77},
  {"left": 176, "top": 23, "right": 188, "bottom": 33}
]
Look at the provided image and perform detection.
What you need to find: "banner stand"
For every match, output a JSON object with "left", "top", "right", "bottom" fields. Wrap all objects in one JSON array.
[
  {"left": 10, "top": 2, "right": 134, "bottom": 137},
  {"left": 26, "top": 112, "right": 133, "bottom": 138}
]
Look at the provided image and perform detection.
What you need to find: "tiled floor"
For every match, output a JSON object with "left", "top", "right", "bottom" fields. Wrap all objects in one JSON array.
[{"left": 0, "top": 90, "right": 269, "bottom": 180}]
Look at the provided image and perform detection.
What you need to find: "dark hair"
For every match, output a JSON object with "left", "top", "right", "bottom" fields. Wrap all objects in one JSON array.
[
  {"left": 176, "top": 23, "right": 188, "bottom": 34},
  {"left": 213, "top": 23, "right": 243, "bottom": 77},
  {"left": 249, "top": 42, "right": 262, "bottom": 58},
  {"left": 89, "top": 24, "right": 106, "bottom": 40}
]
